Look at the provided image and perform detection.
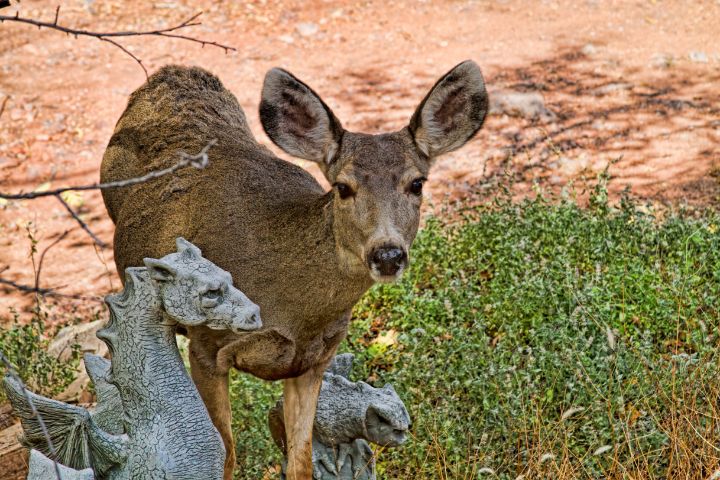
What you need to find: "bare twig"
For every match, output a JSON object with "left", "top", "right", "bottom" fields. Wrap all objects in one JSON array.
[
  {"left": 0, "top": 350, "right": 63, "bottom": 480},
  {"left": 55, "top": 195, "right": 108, "bottom": 248},
  {"left": 0, "top": 9, "right": 235, "bottom": 78},
  {"left": 0, "top": 139, "right": 217, "bottom": 200},
  {"left": 0, "top": 95, "right": 9, "bottom": 120},
  {"left": 0, "top": 276, "right": 103, "bottom": 302},
  {"left": 0, "top": 141, "right": 215, "bottom": 303},
  {"left": 34, "top": 230, "right": 69, "bottom": 292}
]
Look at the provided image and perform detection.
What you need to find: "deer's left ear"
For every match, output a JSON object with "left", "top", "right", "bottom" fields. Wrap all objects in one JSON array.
[
  {"left": 143, "top": 258, "right": 177, "bottom": 282},
  {"left": 409, "top": 60, "right": 488, "bottom": 158},
  {"left": 260, "top": 68, "right": 344, "bottom": 169}
]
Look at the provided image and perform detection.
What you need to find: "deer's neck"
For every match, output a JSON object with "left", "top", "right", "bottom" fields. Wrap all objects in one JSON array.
[
  {"left": 297, "top": 193, "right": 374, "bottom": 308},
  {"left": 99, "top": 270, "right": 198, "bottom": 436}
]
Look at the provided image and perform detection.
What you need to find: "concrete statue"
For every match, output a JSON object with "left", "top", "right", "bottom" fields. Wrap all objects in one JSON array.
[
  {"left": 4, "top": 238, "right": 262, "bottom": 479},
  {"left": 269, "top": 354, "right": 410, "bottom": 479}
]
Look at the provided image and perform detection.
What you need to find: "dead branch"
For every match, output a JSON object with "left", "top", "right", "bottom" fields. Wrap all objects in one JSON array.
[
  {"left": 0, "top": 140, "right": 216, "bottom": 303},
  {"left": 0, "top": 275, "right": 104, "bottom": 302},
  {"left": 0, "top": 139, "right": 216, "bottom": 200},
  {"left": 34, "top": 230, "right": 69, "bottom": 292},
  {"left": 0, "top": 8, "right": 235, "bottom": 77},
  {"left": 55, "top": 195, "right": 108, "bottom": 249},
  {"left": 0, "top": 95, "right": 8, "bottom": 119}
]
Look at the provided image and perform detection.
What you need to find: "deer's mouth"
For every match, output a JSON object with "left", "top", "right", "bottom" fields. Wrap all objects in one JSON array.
[
  {"left": 369, "top": 264, "right": 406, "bottom": 283},
  {"left": 367, "top": 245, "right": 408, "bottom": 283}
]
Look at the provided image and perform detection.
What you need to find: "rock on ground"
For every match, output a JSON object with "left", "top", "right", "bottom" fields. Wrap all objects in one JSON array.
[
  {"left": 488, "top": 89, "right": 556, "bottom": 122},
  {"left": 48, "top": 319, "right": 108, "bottom": 402}
]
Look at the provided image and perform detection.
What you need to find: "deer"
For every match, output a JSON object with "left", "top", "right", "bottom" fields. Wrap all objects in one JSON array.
[{"left": 100, "top": 60, "right": 488, "bottom": 479}]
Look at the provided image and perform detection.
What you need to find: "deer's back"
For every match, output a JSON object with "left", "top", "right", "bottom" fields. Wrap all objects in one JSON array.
[
  {"left": 101, "top": 66, "right": 364, "bottom": 368},
  {"left": 101, "top": 65, "right": 258, "bottom": 223}
]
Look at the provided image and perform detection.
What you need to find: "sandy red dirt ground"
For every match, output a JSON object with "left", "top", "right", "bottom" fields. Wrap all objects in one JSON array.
[{"left": 0, "top": 0, "right": 718, "bottom": 319}]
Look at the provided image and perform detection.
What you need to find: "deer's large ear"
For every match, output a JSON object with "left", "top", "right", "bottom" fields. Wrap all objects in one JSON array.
[
  {"left": 409, "top": 60, "right": 488, "bottom": 158},
  {"left": 143, "top": 258, "right": 177, "bottom": 282},
  {"left": 260, "top": 68, "right": 343, "bottom": 167}
]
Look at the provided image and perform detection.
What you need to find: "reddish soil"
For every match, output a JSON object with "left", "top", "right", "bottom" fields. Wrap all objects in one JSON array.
[{"left": 0, "top": 0, "right": 719, "bottom": 319}]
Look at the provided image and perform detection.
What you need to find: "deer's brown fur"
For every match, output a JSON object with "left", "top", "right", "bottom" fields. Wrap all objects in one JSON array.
[{"left": 101, "top": 62, "right": 488, "bottom": 479}]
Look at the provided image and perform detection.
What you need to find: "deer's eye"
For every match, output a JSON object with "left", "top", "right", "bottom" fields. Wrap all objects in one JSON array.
[
  {"left": 408, "top": 177, "right": 426, "bottom": 196},
  {"left": 334, "top": 182, "right": 355, "bottom": 199}
]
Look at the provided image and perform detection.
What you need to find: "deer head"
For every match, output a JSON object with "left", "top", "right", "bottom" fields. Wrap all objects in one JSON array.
[
  {"left": 143, "top": 238, "right": 262, "bottom": 334},
  {"left": 260, "top": 60, "right": 488, "bottom": 282}
]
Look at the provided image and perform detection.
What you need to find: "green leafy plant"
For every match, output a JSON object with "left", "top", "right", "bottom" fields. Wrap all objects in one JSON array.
[
  {"left": 229, "top": 177, "right": 719, "bottom": 479},
  {"left": 0, "top": 306, "right": 80, "bottom": 403}
]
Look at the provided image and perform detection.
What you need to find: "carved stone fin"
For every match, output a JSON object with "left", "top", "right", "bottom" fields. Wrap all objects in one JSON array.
[
  {"left": 326, "top": 353, "right": 354, "bottom": 379},
  {"left": 85, "top": 354, "right": 124, "bottom": 435}
]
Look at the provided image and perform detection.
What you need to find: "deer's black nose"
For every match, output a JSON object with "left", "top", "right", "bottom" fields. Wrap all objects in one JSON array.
[{"left": 369, "top": 247, "right": 407, "bottom": 276}]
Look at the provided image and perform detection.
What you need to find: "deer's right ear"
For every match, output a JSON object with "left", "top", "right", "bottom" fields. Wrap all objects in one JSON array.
[
  {"left": 143, "top": 258, "right": 177, "bottom": 282},
  {"left": 260, "top": 68, "right": 343, "bottom": 167},
  {"left": 409, "top": 60, "right": 488, "bottom": 158}
]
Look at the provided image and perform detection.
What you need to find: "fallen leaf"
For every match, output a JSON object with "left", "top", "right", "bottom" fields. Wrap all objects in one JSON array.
[{"left": 371, "top": 329, "right": 398, "bottom": 347}]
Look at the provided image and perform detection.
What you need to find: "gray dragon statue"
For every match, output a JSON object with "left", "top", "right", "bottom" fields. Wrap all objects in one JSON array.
[
  {"left": 269, "top": 353, "right": 411, "bottom": 479},
  {"left": 4, "top": 238, "right": 262, "bottom": 479}
]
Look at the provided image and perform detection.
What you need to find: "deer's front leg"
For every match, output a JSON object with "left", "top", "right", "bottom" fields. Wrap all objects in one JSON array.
[
  {"left": 283, "top": 362, "right": 326, "bottom": 480},
  {"left": 189, "top": 338, "right": 235, "bottom": 480}
]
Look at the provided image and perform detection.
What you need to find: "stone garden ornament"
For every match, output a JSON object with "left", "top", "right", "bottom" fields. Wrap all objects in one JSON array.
[
  {"left": 269, "top": 354, "right": 411, "bottom": 479},
  {"left": 4, "top": 238, "right": 262, "bottom": 479}
]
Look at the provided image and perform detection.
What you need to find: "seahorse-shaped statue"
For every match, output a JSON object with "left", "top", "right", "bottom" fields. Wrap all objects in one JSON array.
[
  {"left": 4, "top": 238, "right": 262, "bottom": 479},
  {"left": 269, "top": 354, "right": 411, "bottom": 480}
]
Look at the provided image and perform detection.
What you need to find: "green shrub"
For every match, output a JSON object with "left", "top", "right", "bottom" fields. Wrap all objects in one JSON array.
[
  {"left": 232, "top": 179, "right": 719, "bottom": 478},
  {"left": 0, "top": 307, "right": 80, "bottom": 403},
  {"left": 345, "top": 183, "right": 720, "bottom": 479}
]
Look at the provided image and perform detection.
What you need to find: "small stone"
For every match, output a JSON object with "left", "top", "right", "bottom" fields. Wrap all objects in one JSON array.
[
  {"left": 559, "top": 154, "right": 590, "bottom": 176},
  {"left": 689, "top": 51, "right": 709, "bottom": 63},
  {"left": 489, "top": 89, "right": 556, "bottom": 122},
  {"left": 278, "top": 34, "right": 295, "bottom": 44},
  {"left": 581, "top": 43, "right": 597, "bottom": 56},
  {"left": 592, "top": 82, "right": 632, "bottom": 95},
  {"left": 35, "top": 134, "right": 49, "bottom": 142},
  {"left": 48, "top": 319, "right": 109, "bottom": 402},
  {"left": 295, "top": 22, "right": 319, "bottom": 37},
  {"left": 651, "top": 52, "right": 673, "bottom": 68}
]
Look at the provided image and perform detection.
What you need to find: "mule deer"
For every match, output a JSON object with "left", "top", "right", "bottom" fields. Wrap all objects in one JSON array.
[{"left": 101, "top": 60, "right": 488, "bottom": 479}]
